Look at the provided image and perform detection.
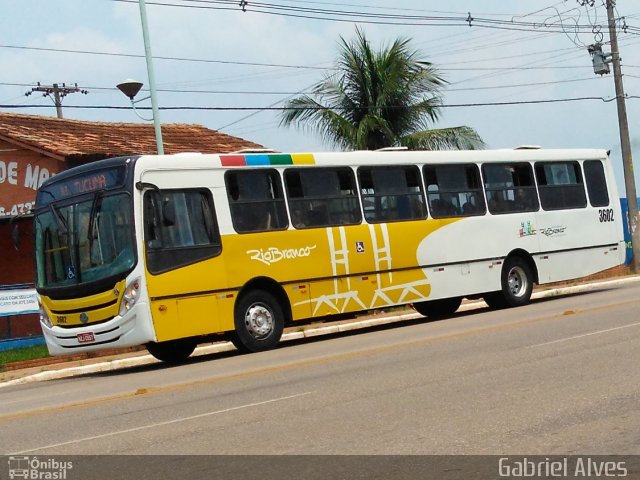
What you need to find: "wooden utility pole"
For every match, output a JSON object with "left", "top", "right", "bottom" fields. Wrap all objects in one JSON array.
[
  {"left": 25, "top": 83, "right": 88, "bottom": 119},
  {"left": 606, "top": 0, "right": 640, "bottom": 272}
]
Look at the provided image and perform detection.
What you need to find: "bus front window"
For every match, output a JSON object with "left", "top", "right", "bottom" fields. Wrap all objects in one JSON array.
[{"left": 35, "top": 193, "right": 135, "bottom": 289}]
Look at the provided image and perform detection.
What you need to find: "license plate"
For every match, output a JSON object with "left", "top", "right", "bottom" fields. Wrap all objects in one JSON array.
[{"left": 77, "top": 332, "right": 95, "bottom": 343}]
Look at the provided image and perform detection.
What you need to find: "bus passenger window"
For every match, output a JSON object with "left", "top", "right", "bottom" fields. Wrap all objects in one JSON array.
[
  {"left": 584, "top": 160, "right": 610, "bottom": 207},
  {"left": 225, "top": 169, "right": 288, "bottom": 233},
  {"left": 535, "top": 161, "right": 587, "bottom": 210},
  {"left": 285, "top": 168, "right": 361, "bottom": 229},
  {"left": 423, "top": 164, "right": 485, "bottom": 218},
  {"left": 482, "top": 163, "right": 538, "bottom": 215},
  {"left": 358, "top": 165, "right": 426, "bottom": 223}
]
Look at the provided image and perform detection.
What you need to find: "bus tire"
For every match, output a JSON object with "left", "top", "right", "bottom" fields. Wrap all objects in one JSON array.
[
  {"left": 147, "top": 339, "right": 196, "bottom": 364},
  {"left": 500, "top": 256, "right": 534, "bottom": 307},
  {"left": 482, "top": 291, "right": 508, "bottom": 309},
  {"left": 232, "top": 290, "right": 284, "bottom": 353},
  {"left": 413, "top": 297, "right": 462, "bottom": 319}
]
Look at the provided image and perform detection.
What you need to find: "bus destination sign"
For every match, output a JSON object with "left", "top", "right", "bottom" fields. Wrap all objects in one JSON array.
[{"left": 37, "top": 166, "right": 127, "bottom": 205}]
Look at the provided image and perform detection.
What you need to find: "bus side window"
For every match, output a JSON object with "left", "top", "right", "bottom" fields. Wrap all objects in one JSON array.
[
  {"left": 482, "top": 163, "right": 538, "bottom": 215},
  {"left": 584, "top": 160, "right": 610, "bottom": 207},
  {"left": 225, "top": 169, "right": 288, "bottom": 233},
  {"left": 143, "top": 189, "right": 221, "bottom": 274},
  {"left": 535, "top": 161, "right": 587, "bottom": 210},
  {"left": 423, "top": 164, "right": 485, "bottom": 218},
  {"left": 285, "top": 168, "right": 361, "bottom": 229},
  {"left": 358, "top": 165, "right": 426, "bottom": 223}
]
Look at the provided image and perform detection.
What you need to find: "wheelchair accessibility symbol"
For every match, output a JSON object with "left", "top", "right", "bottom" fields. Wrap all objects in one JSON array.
[
  {"left": 355, "top": 241, "right": 365, "bottom": 253},
  {"left": 66, "top": 266, "right": 76, "bottom": 280}
]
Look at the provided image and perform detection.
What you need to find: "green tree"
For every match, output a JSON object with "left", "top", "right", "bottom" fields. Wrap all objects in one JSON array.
[{"left": 280, "top": 28, "right": 484, "bottom": 151}]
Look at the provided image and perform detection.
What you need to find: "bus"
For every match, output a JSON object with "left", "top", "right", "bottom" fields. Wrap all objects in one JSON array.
[{"left": 34, "top": 148, "right": 626, "bottom": 362}]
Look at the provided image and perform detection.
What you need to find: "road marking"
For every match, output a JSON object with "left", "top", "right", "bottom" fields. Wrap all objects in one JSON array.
[
  {"left": 528, "top": 321, "right": 640, "bottom": 348},
  {"left": 8, "top": 391, "right": 312, "bottom": 455}
]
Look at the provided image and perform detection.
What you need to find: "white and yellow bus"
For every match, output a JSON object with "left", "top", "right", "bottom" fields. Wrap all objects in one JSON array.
[{"left": 34, "top": 148, "right": 626, "bottom": 362}]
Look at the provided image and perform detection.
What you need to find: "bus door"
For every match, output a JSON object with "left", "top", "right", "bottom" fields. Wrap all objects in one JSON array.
[{"left": 139, "top": 170, "right": 228, "bottom": 341}]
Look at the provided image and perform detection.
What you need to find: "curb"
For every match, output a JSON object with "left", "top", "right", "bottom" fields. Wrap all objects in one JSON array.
[{"left": 1, "top": 275, "right": 638, "bottom": 389}]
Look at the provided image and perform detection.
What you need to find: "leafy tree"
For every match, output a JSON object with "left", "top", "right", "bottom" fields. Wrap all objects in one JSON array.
[{"left": 280, "top": 27, "right": 484, "bottom": 151}]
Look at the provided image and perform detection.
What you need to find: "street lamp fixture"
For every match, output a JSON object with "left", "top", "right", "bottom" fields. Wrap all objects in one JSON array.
[
  {"left": 117, "top": 79, "right": 153, "bottom": 121},
  {"left": 116, "top": 79, "right": 144, "bottom": 100}
]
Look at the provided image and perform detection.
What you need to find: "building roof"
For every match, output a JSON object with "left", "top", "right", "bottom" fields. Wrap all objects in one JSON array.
[{"left": 0, "top": 112, "right": 265, "bottom": 161}]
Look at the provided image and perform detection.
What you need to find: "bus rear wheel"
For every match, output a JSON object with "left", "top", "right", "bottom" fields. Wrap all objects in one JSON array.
[
  {"left": 484, "top": 256, "right": 534, "bottom": 309},
  {"left": 231, "top": 290, "right": 284, "bottom": 353},
  {"left": 147, "top": 339, "right": 197, "bottom": 363},
  {"left": 413, "top": 297, "right": 462, "bottom": 319}
]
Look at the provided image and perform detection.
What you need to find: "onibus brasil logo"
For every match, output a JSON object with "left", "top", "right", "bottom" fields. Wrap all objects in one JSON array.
[{"left": 8, "top": 456, "right": 73, "bottom": 479}]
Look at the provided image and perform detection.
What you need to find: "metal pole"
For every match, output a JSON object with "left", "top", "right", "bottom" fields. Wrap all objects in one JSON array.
[
  {"left": 606, "top": 0, "right": 640, "bottom": 272},
  {"left": 138, "top": 0, "right": 164, "bottom": 155}
]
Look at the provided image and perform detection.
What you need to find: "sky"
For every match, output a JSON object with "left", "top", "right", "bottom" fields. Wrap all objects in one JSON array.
[{"left": 2, "top": 0, "right": 640, "bottom": 194}]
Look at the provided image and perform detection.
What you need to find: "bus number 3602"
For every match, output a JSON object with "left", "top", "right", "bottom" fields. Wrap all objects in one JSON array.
[{"left": 599, "top": 208, "right": 614, "bottom": 223}]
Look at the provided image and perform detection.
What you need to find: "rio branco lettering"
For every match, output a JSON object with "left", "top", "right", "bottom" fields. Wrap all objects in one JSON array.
[{"left": 247, "top": 245, "right": 317, "bottom": 266}]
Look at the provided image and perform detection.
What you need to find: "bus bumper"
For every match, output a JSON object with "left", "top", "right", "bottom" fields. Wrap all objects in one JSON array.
[{"left": 40, "top": 302, "right": 155, "bottom": 356}]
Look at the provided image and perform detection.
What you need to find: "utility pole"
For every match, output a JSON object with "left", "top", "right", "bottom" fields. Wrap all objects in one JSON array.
[
  {"left": 605, "top": 0, "right": 640, "bottom": 272},
  {"left": 25, "top": 82, "right": 88, "bottom": 119}
]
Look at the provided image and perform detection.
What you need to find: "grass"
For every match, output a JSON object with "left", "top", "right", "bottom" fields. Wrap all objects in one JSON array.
[{"left": 0, "top": 345, "right": 50, "bottom": 371}]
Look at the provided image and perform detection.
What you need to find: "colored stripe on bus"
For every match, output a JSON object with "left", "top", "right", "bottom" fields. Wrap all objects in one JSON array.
[
  {"left": 220, "top": 155, "right": 245, "bottom": 166},
  {"left": 291, "top": 153, "right": 315, "bottom": 165},
  {"left": 269, "top": 154, "right": 293, "bottom": 165},
  {"left": 219, "top": 153, "right": 316, "bottom": 167}
]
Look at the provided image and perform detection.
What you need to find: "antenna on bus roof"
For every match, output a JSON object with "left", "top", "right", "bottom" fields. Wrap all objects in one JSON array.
[
  {"left": 232, "top": 148, "right": 278, "bottom": 154},
  {"left": 514, "top": 145, "right": 541, "bottom": 150},
  {"left": 376, "top": 146, "right": 408, "bottom": 152}
]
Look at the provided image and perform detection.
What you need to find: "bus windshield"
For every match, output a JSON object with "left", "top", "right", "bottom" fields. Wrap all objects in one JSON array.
[{"left": 35, "top": 192, "right": 136, "bottom": 289}]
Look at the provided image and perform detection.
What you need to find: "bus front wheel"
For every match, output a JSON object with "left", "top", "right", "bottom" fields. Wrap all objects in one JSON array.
[
  {"left": 413, "top": 297, "right": 462, "bottom": 319},
  {"left": 231, "top": 290, "right": 284, "bottom": 353},
  {"left": 147, "top": 339, "right": 197, "bottom": 363}
]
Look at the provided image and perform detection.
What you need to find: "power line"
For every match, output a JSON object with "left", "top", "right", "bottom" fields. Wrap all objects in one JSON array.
[
  {"left": 0, "top": 44, "right": 331, "bottom": 71},
  {"left": 0, "top": 96, "right": 630, "bottom": 112},
  {"left": 0, "top": 76, "right": 608, "bottom": 96},
  {"left": 111, "top": 0, "right": 625, "bottom": 32},
  {"left": 0, "top": 44, "right": 605, "bottom": 72}
]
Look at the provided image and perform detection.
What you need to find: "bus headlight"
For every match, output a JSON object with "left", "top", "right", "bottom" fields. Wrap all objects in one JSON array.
[
  {"left": 40, "top": 303, "right": 52, "bottom": 328},
  {"left": 119, "top": 278, "right": 141, "bottom": 316}
]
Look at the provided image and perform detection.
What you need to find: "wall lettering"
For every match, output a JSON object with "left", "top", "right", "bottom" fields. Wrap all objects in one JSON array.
[{"left": 0, "top": 161, "right": 19, "bottom": 185}]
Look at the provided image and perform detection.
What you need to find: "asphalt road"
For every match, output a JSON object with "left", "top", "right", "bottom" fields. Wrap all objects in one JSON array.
[{"left": 1, "top": 283, "right": 639, "bottom": 456}]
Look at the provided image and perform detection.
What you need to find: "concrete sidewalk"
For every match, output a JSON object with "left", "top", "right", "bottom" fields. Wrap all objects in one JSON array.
[{"left": 1, "top": 275, "right": 639, "bottom": 388}]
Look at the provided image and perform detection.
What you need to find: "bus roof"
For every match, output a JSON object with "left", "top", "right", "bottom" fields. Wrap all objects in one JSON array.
[{"left": 133, "top": 148, "right": 609, "bottom": 170}]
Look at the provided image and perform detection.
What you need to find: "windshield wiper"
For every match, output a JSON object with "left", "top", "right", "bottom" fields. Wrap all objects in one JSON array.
[
  {"left": 87, "top": 191, "right": 105, "bottom": 265},
  {"left": 87, "top": 191, "right": 104, "bottom": 242},
  {"left": 49, "top": 203, "right": 68, "bottom": 235}
]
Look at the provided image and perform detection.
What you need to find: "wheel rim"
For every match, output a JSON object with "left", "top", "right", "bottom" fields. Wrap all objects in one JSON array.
[
  {"left": 244, "top": 303, "right": 274, "bottom": 339},
  {"left": 507, "top": 265, "right": 528, "bottom": 298}
]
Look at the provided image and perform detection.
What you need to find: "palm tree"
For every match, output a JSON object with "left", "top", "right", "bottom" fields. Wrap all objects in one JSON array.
[{"left": 280, "top": 27, "right": 484, "bottom": 151}]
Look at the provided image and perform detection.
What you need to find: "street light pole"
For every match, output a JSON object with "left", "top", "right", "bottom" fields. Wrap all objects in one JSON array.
[
  {"left": 606, "top": 0, "right": 640, "bottom": 272},
  {"left": 138, "top": 0, "right": 164, "bottom": 155}
]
